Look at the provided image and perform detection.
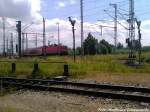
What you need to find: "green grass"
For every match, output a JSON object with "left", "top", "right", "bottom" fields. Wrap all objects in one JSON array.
[
  {"left": 0, "top": 106, "right": 17, "bottom": 112},
  {"left": 0, "top": 53, "right": 150, "bottom": 79}
]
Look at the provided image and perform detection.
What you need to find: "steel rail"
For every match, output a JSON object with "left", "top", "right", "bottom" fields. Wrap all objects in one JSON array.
[
  {"left": 2, "top": 81, "right": 150, "bottom": 103},
  {"left": 1, "top": 77, "right": 150, "bottom": 93}
]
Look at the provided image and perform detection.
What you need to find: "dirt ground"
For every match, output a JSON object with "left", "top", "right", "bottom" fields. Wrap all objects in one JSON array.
[
  {"left": 78, "top": 73, "right": 150, "bottom": 87},
  {"left": 0, "top": 90, "right": 149, "bottom": 112}
]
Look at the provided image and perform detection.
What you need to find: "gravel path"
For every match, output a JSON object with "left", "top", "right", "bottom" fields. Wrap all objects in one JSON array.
[
  {"left": 71, "top": 79, "right": 150, "bottom": 88},
  {"left": 0, "top": 90, "right": 149, "bottom": 112}
]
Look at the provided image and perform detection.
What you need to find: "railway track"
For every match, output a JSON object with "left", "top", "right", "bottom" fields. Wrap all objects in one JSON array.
[{"left": 1, "top": 77, "right": 150, "bottom": 103}]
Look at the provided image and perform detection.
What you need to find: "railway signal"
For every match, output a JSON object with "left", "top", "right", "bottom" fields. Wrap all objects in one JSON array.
[
  {"left": 16, "top": 21, "right": 22, "bottom": 57},
  {"left": 56, "top": 22, "right": 60, "bottom": 55},
  {"left": 43, "top": 17, "right": 46, "bottom": 57},
  {"left": 68, "top": 17, "right": 76, "bottom": 62}
]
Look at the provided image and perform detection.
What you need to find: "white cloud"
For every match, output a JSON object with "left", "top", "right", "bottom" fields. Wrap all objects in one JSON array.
[
  {"left": 1, "top": 16, "right": 150, "bottom": 52},
  {"left": 58, "top": 2, "right": 66, "bottom": 8},
  {"left": 56, "top": 0, "right": 77, "bottom": 9},
  {"left": 0, "top": 0, "right": 43, "bottom": 53},
  {"left": 29, "top": 0, "right": 42, "bottom": 21},
  {"left": 70, "top": 0, "right": 77, "bottom": 5},
  {"left": 0, "top": 0, "right": 150, "bottom": 53},
  {"left": 0, "top": 0, "right": 42, "bottom": 22}
]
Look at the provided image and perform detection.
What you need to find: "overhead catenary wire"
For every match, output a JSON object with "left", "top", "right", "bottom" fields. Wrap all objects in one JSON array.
[{"left": 1, "top": 0, "right": 149, "bottom": 52}]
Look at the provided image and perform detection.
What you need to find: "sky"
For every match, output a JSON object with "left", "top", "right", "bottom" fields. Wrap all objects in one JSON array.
[
  {"left": 42, "top": 0, "right": 150, "bottom": 21},
  {"left": 0, "top": 0, "right": 150, "bottom": 53}
]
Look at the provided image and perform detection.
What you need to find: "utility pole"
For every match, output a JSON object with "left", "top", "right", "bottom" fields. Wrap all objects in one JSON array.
[
  {"left": 136, "top": 19, "right": 142, "bottom": 64},
  {"left": 56, "top": 22, "right": 60, "bottom": 55},
  {"left": 69, "top": 17, "right": 76, "bottom": 62},
  {"left": 97, "top": 21, "right": 115, "bottom": 36},
  {"left": 6, "top": 37, "right": 8, "bottom": 56},
  {"left": 110, "top": 3, "right": 117, "bottom": 53},
  {"left": 10, "top": 33, "right": 14, "bottom": 57},
  {"left": 128, "top": 0, "right": 135, "bottom": 60},
  {"left": 22, "top": 33, "right": 25, "bottom": 55},
  {"left": 43, "top": 17, "right": 46, "bottom": 57},
  {"left": 26, "top": 33, "right": 28, "bottom": 50},
  {"left": 80, "top": 0, "right": 84, "bottom": 57},
  {"left": 48, "top": 40, "right": 50, "bottom": 46},
  {"left": 35, "top": 33, "right": 38, "bottom": 48},
  {"left": 99, "top": 25, "right": 103, "bottom": 36},
  {"left": 2, "top": 17, "right": 6, "bottom": 56},
  {"left": 16, "top": 21, "right": 22, "bottom": 57}
]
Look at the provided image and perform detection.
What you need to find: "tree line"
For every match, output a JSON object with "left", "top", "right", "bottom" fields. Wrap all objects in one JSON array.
[
  {"left": 69, "top": 33, "right": 131, "bottom": 55},
  {"left": 76, "top": 33, "right": 124, "bottom": 55}
]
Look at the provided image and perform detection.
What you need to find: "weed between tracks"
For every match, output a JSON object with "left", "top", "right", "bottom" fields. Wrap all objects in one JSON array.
[{"left": 0, "top": 53, "right": 150, "bottom": 85}]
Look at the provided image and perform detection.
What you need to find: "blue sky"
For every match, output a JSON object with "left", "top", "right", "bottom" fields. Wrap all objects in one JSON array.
[
  {"left": 35, "top": 0, "right": 150, "bottom": 47},
  {"left": 0, "top": 0, "right": 150, "bottom": 52},
  {"left": 41, "top": 0, "right": 150, "bottom": 22}
]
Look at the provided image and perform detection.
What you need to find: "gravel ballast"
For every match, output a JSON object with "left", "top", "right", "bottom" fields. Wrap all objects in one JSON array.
[{"left": 0, "top": 90, "right": 149, "bottom": 112}]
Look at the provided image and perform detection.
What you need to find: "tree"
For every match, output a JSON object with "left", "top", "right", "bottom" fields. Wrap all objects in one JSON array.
[
  {"left": 83, "top": 33, "right": 98, "bottom": 55},
  {"left": 117, "top": 42, "right": 124, "bottom": 49},
  {"left": 99, "top": 39, "right": 112, "bottom": 54},
  {"left": 76, "top": 47, "right": 82, "bottom": 55},
  {"left": 99, "top": 44, "right": 108, "bottom": 54}
]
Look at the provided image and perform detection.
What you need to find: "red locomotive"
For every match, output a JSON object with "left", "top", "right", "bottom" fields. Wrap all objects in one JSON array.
[{"left": 24, "top": 44, "right": 68, "bottom": 56}]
